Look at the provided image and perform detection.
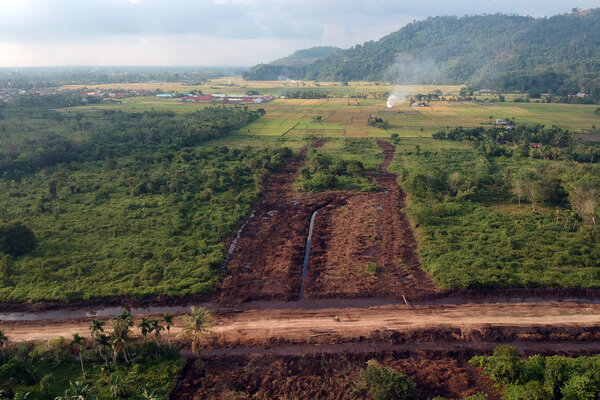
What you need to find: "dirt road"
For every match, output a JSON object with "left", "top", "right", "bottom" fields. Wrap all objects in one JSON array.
[{"left": 2, "top": 302, "right": 600, "bottom": 346}]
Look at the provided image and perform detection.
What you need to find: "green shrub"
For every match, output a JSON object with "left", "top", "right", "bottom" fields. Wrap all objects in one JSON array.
[
  {"left": 360, "top": 364, "right": 417, "bottom": 400},
  {"left": 0, "top": 222, "right": 35, "bottom": 257}
]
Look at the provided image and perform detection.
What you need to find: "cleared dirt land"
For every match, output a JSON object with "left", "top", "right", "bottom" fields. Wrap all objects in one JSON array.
[
  {"left": 305, "top": 141, "right": 437, "bottom": 300},
  {"left": 220, "top": 140, "right": 437, "bottom": 303}
]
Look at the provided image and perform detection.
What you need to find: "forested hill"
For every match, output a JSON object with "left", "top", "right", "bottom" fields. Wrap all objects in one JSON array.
[
  {"left": 270, "top": 46, "right": 343, "bottom": 67},
  {"left": 243, "top": 46, "right": 342, "bottom": 80},
  {"left": 245, "top": 10, "right": 600, "bottom": 95}
]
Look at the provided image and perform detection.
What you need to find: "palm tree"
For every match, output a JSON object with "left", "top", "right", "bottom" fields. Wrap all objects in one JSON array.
[
  {"left": 94, "top": 333, "right": 110, "bottom": 365},
  {"left": 0, "top": 329, "right": 7, "bottom": 362},
  {"left": 179, "top": 306, "right": 213, "bottom": 354},
  {"left": 70, "top": 334, "right": 86, "bottom": 379},
  {"left": 162, "top": 314, "right": 174, "bottom": 349},
  {"left": 117, "top": 310, "right": 133, "bottom": 325},
  {"left": 110, "top": 319, "right": 132, "bottom": 365},
  {"left": 137, "top": 317, "right": 151, "bottom": 339},
  {"left": 89, "top": 319, "right": 105, "bottom": 361},
  {"left": 89, "top": 319, "right": 105, "bottom": 337},
  {"left": 150, "top": 319, "right": 164, "bottom": 340}
]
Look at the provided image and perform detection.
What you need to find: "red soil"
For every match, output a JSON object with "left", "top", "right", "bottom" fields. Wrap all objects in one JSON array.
[{"left": 219, "top": 140, "right": 437, "bottom": 303}]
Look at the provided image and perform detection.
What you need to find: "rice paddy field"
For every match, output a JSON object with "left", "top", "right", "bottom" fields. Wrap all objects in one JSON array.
[{"left": 64, "top": 80, "right": 600, "bottom": 138}]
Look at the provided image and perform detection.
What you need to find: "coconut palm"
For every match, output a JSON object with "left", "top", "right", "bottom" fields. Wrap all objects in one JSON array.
[
  {"left": 89, "top": 319, "right": 104, "bottom": 337},
  {"left": 70, "top": 334, "right": 86, "bottom": 379},
  {"left": 94, "top": 333, "right": 111, "bottom": 365},
  {"left": 162, "top": 314, "right": 174, "bottom": 349},
  {"left": 179, "top": 306, "right": 212, "bottom": 354},
  {"left": 149, "top": 319, "right": 164, "bottom": 339},
  {"left": 137, "top": 317, "right": 151, "bottom": 339},
  {"left": 117, "top": 310, "right": 133, "bottom": 325},
  {"left": 110, "top": 319, "right": 131, "bottom": 365}
]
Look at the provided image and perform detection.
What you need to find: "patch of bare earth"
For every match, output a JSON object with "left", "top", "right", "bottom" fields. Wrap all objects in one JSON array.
[
  {"left": 219, "top": 139, "right": 359, "bottom": 302},
  {"left": 305, "top": 141, "right": 438, "bottom": 300},
  {"left": 220, "top": 139, "right": 437, "bottom": 303},
  {"left": 175, "top": 353, "right": 482, "bottom": 400}
]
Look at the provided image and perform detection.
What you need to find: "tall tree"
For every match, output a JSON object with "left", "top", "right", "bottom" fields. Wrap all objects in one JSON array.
[
  {"left": 110, "top": 316, "right": 133, "bottom": 364},
  {"left": 569, "top": 179, "right": 599, "bottom": 226},
  {"left": 180, "top": 306, "right": 213, "bottom": 354},
  {"left": 69, "top": 333, "right": 86, "bottom": 379},
  {"left": 138, "top": 317, "right": 151, "bottom": 339}
]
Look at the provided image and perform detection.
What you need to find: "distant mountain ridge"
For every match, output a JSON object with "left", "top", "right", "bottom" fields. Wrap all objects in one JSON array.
[
  {"left": 244, "top": 10, "right": 600, "bottom": 95},
  {"left": 270, "top": 46, "right": 343, "bottom": 67},
  {"left": 244, "top": 46, "right": 342, "bottom": 80}
]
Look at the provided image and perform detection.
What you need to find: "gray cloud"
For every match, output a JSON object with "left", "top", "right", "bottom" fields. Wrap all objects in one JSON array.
[{"left": 0, "top": 0, "right": 597, "bottom": 66}]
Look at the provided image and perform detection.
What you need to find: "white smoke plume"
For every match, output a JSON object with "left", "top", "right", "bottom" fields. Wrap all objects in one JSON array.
[{"left": 386, "top": 86, "right": 413, "bottom": 108}]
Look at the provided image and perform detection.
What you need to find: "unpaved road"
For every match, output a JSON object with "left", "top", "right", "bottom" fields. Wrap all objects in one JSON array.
[{"left": 2, "top": 302, "right": 600, "bottom": 345}]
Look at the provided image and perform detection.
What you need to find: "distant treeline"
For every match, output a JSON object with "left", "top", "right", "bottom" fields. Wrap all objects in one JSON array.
[
  {"left": 0, "top": 67, "right": 245, "bottom": 89},
  {"left": 432, "top": 125, "right": 600, "bottom": 162},
  {"left": 282, "top": 90, "right": 328, "bottom": 99}
]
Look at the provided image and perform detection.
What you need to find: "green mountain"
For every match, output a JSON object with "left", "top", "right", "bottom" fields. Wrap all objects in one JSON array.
[
  {"left": 243, "top": 46, "right": 341, "bottom": 80},
  {"left": 245, "top": 10, "right": 600, "bottom": 95},
  {"left": 271, "top": 46, "right": 343, "bottom": 67}
]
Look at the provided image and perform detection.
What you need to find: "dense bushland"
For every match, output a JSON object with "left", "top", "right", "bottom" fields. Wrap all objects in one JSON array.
[
  {"left": 472, "top": 346, "right": 600, "bottom": 400},
  {"left": 392, "top": 140, "right": 600, "bottom": 289},
  {"left": 0, "top": 105, "right": 290, "bottom": 302},
  {"left": 0, "top": 144, "right": 290, "bottom": 302},
  {"left": 0, "top": 107, "right": 263, "bottom": 178},
  {"left": 296, "top": 139, "right": 379, "bottom": 192}
]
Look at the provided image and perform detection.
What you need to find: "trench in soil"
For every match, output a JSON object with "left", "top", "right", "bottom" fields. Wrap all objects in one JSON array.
[{"left": 299, "top": 207, "right": 320, "bottom": 300}]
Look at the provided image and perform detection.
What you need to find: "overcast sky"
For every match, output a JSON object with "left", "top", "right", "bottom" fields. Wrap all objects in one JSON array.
[{"left": 0, "top": 0, "right": 597, "bottom": 67}]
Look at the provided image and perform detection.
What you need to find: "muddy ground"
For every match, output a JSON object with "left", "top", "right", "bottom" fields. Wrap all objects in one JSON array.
[
  {"left": 305, "top": 141, "right": 437, "bottom": 300},
  {"left": 219, "top": 140, "right": 437, "bottom": 303},
  {"left": 176, "top": 353, "right": 488, "bottom": 400},
  {"left": 218, "top": 138, "right": 359, "bottom": 302}
]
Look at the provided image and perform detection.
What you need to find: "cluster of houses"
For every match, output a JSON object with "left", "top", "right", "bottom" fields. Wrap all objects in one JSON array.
[
  {"left": 568, "top": 93, "right": 588, "bottom": 99},
  {"left": 494, "top": 119, "right": 515, "bottom": 128},
  {"left": 86, "top": 89, "right": 152, "bottom": 99},
  {"left": 0, "top": 87, "right": 20, "bottom": 103},
  {"left": 178, "top": 93, "right": 275, "bottom": 104}
]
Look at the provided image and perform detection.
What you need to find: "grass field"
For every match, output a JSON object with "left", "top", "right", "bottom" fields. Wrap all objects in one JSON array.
[{"left": 66, "top": 80, "right": 600, "bottom": 138}]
